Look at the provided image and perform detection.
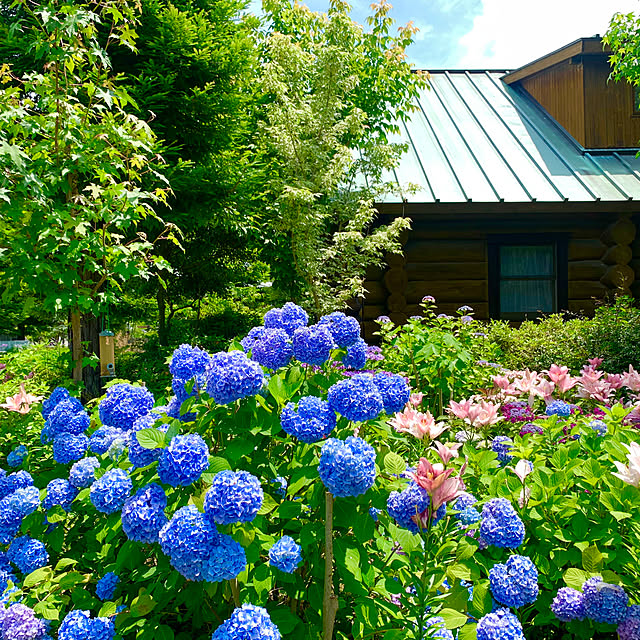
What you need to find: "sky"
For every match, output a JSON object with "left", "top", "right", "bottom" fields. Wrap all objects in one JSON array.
[{"left": 250, "top": 0, "right": 640, "bottom": 70}]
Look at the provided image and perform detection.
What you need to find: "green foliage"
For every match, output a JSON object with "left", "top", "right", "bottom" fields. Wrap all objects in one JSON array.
[
  {"left": 605, "top": 11, "right": 640, "bottom": 86},
  {"left": 256, "top": 0, "right": 423, "bottom": 315}
]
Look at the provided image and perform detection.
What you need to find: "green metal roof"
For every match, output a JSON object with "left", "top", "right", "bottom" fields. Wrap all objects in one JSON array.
[{"left": 381, "top": 71, "right": 640, "bottom": 204}]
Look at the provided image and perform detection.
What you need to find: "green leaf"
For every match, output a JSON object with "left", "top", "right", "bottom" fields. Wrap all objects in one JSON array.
[
  {"left": 268, "top": 374, "right": 288, "bottom": 406},
  {"left": 471, "top": 580, "right": 493, "bottom": 617},
  {"left": 208, "top": 456, "right": 232, "bottom": 475},
  {"left": 98, "top": 602, "right": 118, "bottom": 618},
  {"left": 438, "top": 608, "right": 468, "bottom": 629},
  {"left": 154, "top": 625, "right": 175, "bottom": 640},
  {"left": 130, "top": 593, "right": 156, "bottom": 617},
  {"left": 136, "top": 428, "right": 167, "bottom": 450},
  {"left": 384, "top": 452, "right": 406, "bottom": 475},
  {"left": 457, "top": 623, "right": 477, "bottom": 640},
  {"left": 258, "top": 493, "right": 279, "bottom": 515},
  {"left": 164, "top": 421, "right": 180, "bottom": 443},
  {"left": 24, "top": 567, "right": 53, "bottom": 589},
  {"left": 55, "top": 558, "right": 78, "bottom": 571},
  {"left": 582, "top": 545, "right": 603, "bottom": 573},
  {"left": 564, "top": 568, "right": 589, "bottom": 590}
]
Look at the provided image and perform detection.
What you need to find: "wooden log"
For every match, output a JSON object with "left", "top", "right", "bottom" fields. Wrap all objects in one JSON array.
[
  {"left": 365, "top": 265, "right": 386, "bottom": 280},
  {"left": 384, "top": 268, "right": 408, "bottom": 293},
  {"left": 363, "top": 281, "right": 386, "bottom": 304},
  {"left": 405, "top": 262, "right": 488, "bottom": 280},
  {"left": 404, "top": 240, "right": 486, "bottom": 263},
  {"left": 385, "top": 253, "right": 405, "bottom": 268},
  {"left": 630, "top": 259, "right": 640, "bottom": 279},
  {"left": 568, "top": 280, "right": 608, "bottom": 299},
  {"left": 389, "top": 312, "right": 408, "bottom": 325},
  {"left": 602, "top": 244, "right": 633, "bottom": 266},
  {"left": 600, "top": 264, "right": 635, "bottom": 289},
  {"left": 387, "top": 293, "right": 407, "bottom": 313},
  {"left": 405, "top": 280, "right": 487, "bottom": 303},
  {"left": 567, "top": 299, "right": 596, "bottom": 316},
  {"left": 568, "top": 260, "right": 607, "bottom": 280},
  {"left": 568, "top": 238, "right": 607, "bottom": 261},
  {"left": 362, "top": 321, "right": 380, "bottom": 342},
  {"left": 362, "top": 304, "right": 386, "bottom": 321},
  {"left": 600, "top": 217, "right": 636, "bottom": 247}
]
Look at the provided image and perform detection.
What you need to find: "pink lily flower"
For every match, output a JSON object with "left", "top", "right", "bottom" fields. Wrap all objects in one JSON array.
[
  {"left": 621, "top": 366, "right": 640, "bottom": 393},
  {"left": 388, "top": 407, "right": 448, "bottom": 440},
  {"left": 465, "top": 400, "right": 502, "bottom": 428},
  {"left": 587, "top": 357, "right": 604, "bottom": 369},
  {"left": 509, "top": 459, "right": 534, "bottom": 483},
  {"left": 514, "top": 369, "right": 541, "bottom": 396},
  {"left": 532, "top": 379, "right": 555, "bottom": 401},
  {"left": 409, "top": 458, "right": 453, "bottom": 493},
  {"left": 409, "top": 392, "right": 424, "bottom": 407},
  {"left": 0, "top": 384, "right": 42, "bottom": 414},
  {"left": 547, "top": 364, "right": 569, "bottom": 382},
  {"left": 605, "top": 374, "right": 624, "bottom": 391},
  {"left": 447, "top": 399, "right": 473, "bottom": 420},
  {"left": 433, "top": 441, "right": 463, "bottom": 465},
  {"left": 612, "top": 442, "right": 640, "bottom": 488}
]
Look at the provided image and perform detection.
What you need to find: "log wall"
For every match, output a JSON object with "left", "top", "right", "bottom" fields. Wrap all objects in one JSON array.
[{"left": 362, "top": 210, "right": 639, "bottom": 341}]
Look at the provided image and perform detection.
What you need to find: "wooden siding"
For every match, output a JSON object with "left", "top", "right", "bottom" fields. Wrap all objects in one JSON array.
[{"left": 519, "top": 60, "right": 585, "bottom": 145}]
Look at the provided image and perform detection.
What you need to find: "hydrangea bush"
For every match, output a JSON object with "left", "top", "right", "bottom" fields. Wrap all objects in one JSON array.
[{"left": 0, "top": 301, "right": 639, "bottom": 640}]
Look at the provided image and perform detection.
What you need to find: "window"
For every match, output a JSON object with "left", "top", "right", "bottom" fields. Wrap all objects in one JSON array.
[{"left": 488, "top": 235, "right": 568, "bottom": 320}]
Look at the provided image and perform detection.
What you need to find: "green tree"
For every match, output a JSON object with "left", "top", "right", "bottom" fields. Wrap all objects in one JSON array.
[
  {"left": 256, "top": 0, "right": 424, "bottom": 317},
  {"left": 605, "top": 11, "right": 640, "bottom": 86},
  {"left": 0, "top": 0, "right": 171, "bottom": 397}
]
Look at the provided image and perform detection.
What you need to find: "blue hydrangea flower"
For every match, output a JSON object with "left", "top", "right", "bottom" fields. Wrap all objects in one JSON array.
[
  {"left": 89, "top": 426, "right": 127, "bottom": 455},
  {"left": 318, "top": 436, "right": 376, "bottom": 498},
  {"left": 169, "top": 344, "right": 211, "bottom": 380},
  {"left": 158, "top": 434, "right": 209, "bottom": 487},
  {"left": 172, "top": 373, "right": 208, "bottom": 403},
  {"left": 121, "top": 484, "right": 168, "bottom": 544},
  {"left": 58, "top": 610, "right": 115, "bottom": 640},
  {"left": 489, "top": 555, "right": 539, "bottom": 608},
  {"left": 280, "top": 396, "right": 336, "bottom": 443},
  {"left": 369, "top": 507, "right": 381, "bottom": 521},
  {"left": 292, "top": 325, "right": 335, "bottom": 366},
  {"left": 423, "top": 616, "right": 454, "bottom": 640},
  {"left": 41, "top": 399, "right": 89, "bottom": 443},
  {"left": 69, "top": 457, "right": 100, "bottom": 490},
  {"left": 341, "top": 338, "right": 367, "bottom": 370},
  {"left": 477, "top": 608, "right": 525, "bottom": 640},
  {"left": 269, "top": 536, "right": 302, "bottom": 573},
  {"left": 53, "top": 433, "right": 90, "bottom": 465},
  {"left": 480, "top": 498, "right": 525, "bottom": 549},
  {"left": 159, "top": 506, "right": 220, "bottom": 581},
  {"left": 327, "top": 374, "right": 383, "bottom": 422},
  {"left": 206, "top": 351, "right": 265, "bottom": 405},
  {"left": 42, "top": 386, "right": 73, "bottom": 419},
  {"left": 251, "top": 328, "right": 293, "bottom": 370},
  {"left": 491, "top": 436, "right": 514, "bottom": 465},
  {"left": 204, "top": 470, "right": 263, "bottom": 525},
  {"left": 4, "top": 470, "right": 33, "bottom": 496},
  {"left": 372, "top": 373, "right": 411, "bottom": 414},
  {"left": 588, "top": 420, "right": 607, "bottom": 437},
  {"left": 166, "top": 395, "right": 196, "bottom": 423},
  {"left": 128, "top": 415, "right": 169, "bottom": 468},
  {"left": 453, "top": 493, "right": 477, "bottom": 511},
  {"left": 98, "top": 383, "right": 154, "bottom": 431},
  {"left": 387, "top": 482, "right": 431, "bottom": 534},
  {"left": 90, "top": 469, "right": 132, "bottom": 514},
  {"left": 582, "top": 576, "right": 629, "bottom": 624},
  {"left": 3, "top": 485, "right": 40, "bottom": 520},
  {"left": 241, "top": 326, "right": 268, "bottom": 353},
  {"left": 264, "top": 303, "right": 309, "bottom": 337},
  {"left": 202, "top": 534, "right": 247, "bottom": 582},
  {"left": 7, "top": 445, "right": 27, "bottom": 468},
  {"left": 7, "top": 537, "right": 49, "bottom": 574},
  {"left": 0, "top": 603, "right": 47, "bottom": 640},
  {"left": 318, "top": 312, "right": 360, "bottom": 347},
  {"left": 458, "top": 506, "right": 481, "bottom": 526},
  {"left": 551, "top": 587, "right": 586, "bottom": 621},
  {"left": 43, "top": 479, "right": 77, "bottom": 512},
  {"left": 546, "top": 400, "right": 572, "bottom": 417},
  {"left": 270, "top": 477, "right": 287, "bottom": 498},
  {"left": 211, "top": 604, "right": 281, "bottom": 640},
  {"left": 96, "top": 572, "right": 119, "bottom": 601},
  {"left": 618, "top": 605, "right": 640, "bottom": 640}
]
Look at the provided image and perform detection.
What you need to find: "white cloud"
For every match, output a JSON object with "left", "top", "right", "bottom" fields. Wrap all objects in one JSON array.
[{"left": 457, "top": 0, "right": 640, "bottom": 69}]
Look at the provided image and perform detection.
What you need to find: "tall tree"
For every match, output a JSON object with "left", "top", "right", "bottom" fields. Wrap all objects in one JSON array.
[
  {"left": 0, "top": 0, "right": 171, "bottom": 397},
  {"left": 605, "top": 11, "right": 640, "bottom": 86},
  {"left": 256, "top": 0, "right": 425, "bottom": 317}
]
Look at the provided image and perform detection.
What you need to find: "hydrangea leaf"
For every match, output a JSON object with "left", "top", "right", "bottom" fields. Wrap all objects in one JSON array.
[
  {"left": 383, "top": 452, "right": 405, "bottom": 476},
  {"left": 438, "top": 608, "right": 469, "bottom": 629},
  {"left": 23, "top": 567, "right": 54, "bottom": 589},
  {"left": 582, "top": 545, "right": 603, "bottom": 573},
  {"left": 130, "top": 593, "right": 157, "bottom": 617},
  {"left": 563, "top": 567, "right": 589, "bottom": 590},
  {"left": 136, "top": 428, "right": 167, "bottom": 450},
  {"left": 258, "top": 493, "right": 278, "bottom": 515}
]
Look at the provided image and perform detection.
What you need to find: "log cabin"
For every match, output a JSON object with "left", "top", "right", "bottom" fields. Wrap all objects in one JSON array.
[{"left": 361, "top": 36, "right": 640, "bottom": 341}]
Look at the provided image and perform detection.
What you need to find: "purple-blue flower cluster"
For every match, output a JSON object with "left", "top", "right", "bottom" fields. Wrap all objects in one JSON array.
[
  {"left": 41, "top": 398, "right": 89, "bottom": 445},
  {"left": 341, "top": 339, "right": 367, "bottom": 370},
  {"left": 203, "top": 534, "right": 247, "bottom": 583},
  {"left": 206, "top": 351, "right": 264, "bottom": 405},
  {"left": 89, "top": 426, "right": 126, "bottom": 456},
  {"left": 204, "top": 470, "right": 263, "bottom": 525},
  {"left": 545, "top": 400, "right": 572, "bottom": 417},
  {"left": 477, "top": 608, "right": 525, "bottom": 640},
  {"left": 588, "top": 419, "right": 608, "bottom": 437},
  {"left": 251, "top": 329, "right": 293, "bottom": 370},
  {"left": 318, "top": 437, "right": 376, "bottom": 498},
  {"left": 53, "top": 433, "right": 89, "bottom": 464},
  {"left": 90, "top": 469, "right": 132, "bottom": 514},
  {"left": 264, "top": 303, "right": 308, "bottom": 337},
  {"left": 58, "top": 610, "right": 115, "bottom": 640},
  {"left": 480, "top": 498, "right": 525, "bottom": 549},
  {"left": 43, "top": 478, "right": 77, "bottom": 511},
  {"left": 211, "top": 604, "right": 281, "bottom": 640},
  {"left": 387, "top": 482, "right": 430, "bottom": 534},
  {"left": 269, "top": 536, "right": 302, "bottom": 573},
  {"left": 491, "top": 436, "right": 514, "bottom": 465},
  {"left": 98, "top": 383, "right": 154, "bottom": 431},
  {"left": 372, "top": 373, "right": 411, "bottom": 414},
  {"left": 292, "top": 325, "right": 335, "bottom": 366},
  {"left": 128, "top": 415, "right": 169, "bottom": 468},
  {"left": 41, "top": 386, "right": 73, "bottom": 419},
  {"left": 241, "top": 326, "right": 268, "bottom": 354},
  {"left": 423, "top": 616, "right": 454, "bottom": 640},
  {"left": 158, "top": 434, "right": 209, "bottom": 487},
  {"left": 280, "top": 396, "right": 336, "bottom": 443},
  {"left": 68, "top": 457, "right": 100, "bottom": 489},
  {"left": 618, "top": 606, "right": 640, "bottom": 640},
  {"left": 7, "top": 445, "right": 27, "bottom": 468},
  {"left": 582, "top": 576, "right": 629, "bottom": 624},
  {"left": 96, "top": 572, "right": 119, "bottom": 601},
  {"left": 7, "top": 536, "right": 49, "bottom": 574},
  {"left": 327, "top": 374, "right": 383, "bottom": 422},
  {"left": 0, "top": 604, "right": 47, "bottom": 640},
  {"left": 489, "top": 555, "right": 539, "bottom": 608},
  {"left": 121, "top": 484, "right": 168, "bottom": 544},
  {"left": 318, "top": 312, "right": 360, "bottom": 347},
  {"left": 169, "top": 344, "right": 211, "bottom": 381},
  {"left": 551, "top": 587, "right": 586, "bottom": 621}
]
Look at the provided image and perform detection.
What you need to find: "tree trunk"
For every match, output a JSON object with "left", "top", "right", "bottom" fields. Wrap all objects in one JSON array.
[
  {"left": 157, "top": 287, "right": 168, "bottom": 346},
  {"left": 70, "top": 310, "right": 83, "bottom": 383},
  {"left": 82, "top": 313, "right": 101, "bottom": 401}
]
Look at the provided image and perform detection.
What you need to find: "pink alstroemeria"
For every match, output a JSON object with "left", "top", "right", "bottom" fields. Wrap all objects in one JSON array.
[
  {"left": 509, "top": 459, "right": 534, "bottom": 483},
  {"left": 389, "top": 408, "right": 448, "bottom": 440},
  {"left": 447, "top": 399, "right": 473, "bottom": 420},
  {"left": 465, "top": 400, "right": 502, "bottom": 428},
  {"left": 612, "top": 442, "right": 640, "bottom": 488},
  {"left": 409, "top": 392, "right": 424, "bottom": 407},
  {"left": 0, "top": 384, "right": 42, "bottom": 415},
  {"left": 621, "top": 366, "right": 640, "bottom": 393},
  {"left": 433, "top": 441, "right": 463, "bottom": 465}
]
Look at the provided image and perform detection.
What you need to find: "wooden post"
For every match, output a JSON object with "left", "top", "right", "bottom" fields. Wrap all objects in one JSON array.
[
  {"left": 323, "top": 492, "right": 338, "bottom": 640},
  {"left": 600, "top": 215, "right": 636, "bottom": 298},
  {"left": 70, "top": 311, "right": 83, "bottom": 383}
]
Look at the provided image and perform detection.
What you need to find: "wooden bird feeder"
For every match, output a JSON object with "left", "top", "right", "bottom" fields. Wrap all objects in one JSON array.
[{"left": 99, "top": 330, "right": 116, "bottom": 377}]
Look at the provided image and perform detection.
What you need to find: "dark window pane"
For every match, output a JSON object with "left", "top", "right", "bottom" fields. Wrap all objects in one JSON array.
[
  {"left": 500, "top": 280, "right": 555, "bottom": 313},
  {"left": 500, "top": 245, "right": 554, "bottom": 277}
]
